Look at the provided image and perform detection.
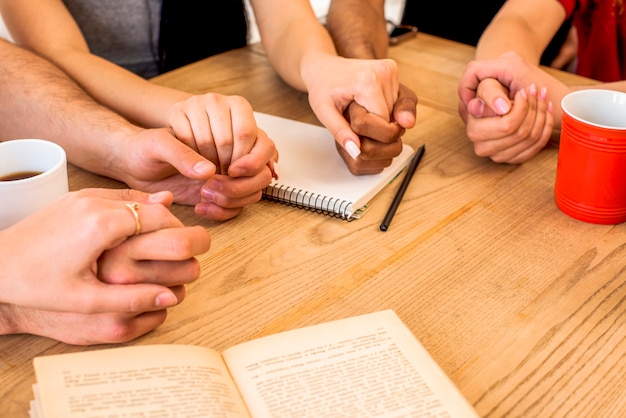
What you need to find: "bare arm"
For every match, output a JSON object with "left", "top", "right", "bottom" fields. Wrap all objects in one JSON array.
[
  {"left": 0, "top": 0, "right": 190, "bottom": 128},
  {"left": 476, "top": 0, "right": 566, "bottom": 63},
  {"left": 326, "top": 0, "right": 388, "bottom": 59},
  {"left": 0, "top": 37, "right": 142, "bottom": 181},
  {"left": 251, "top": 0, "right": 337, "bottom": 92},
  {"left": 0, "top": 0, "right": 276, "bottom": 219},
  {"left": 250, "top": 0, "right": 400, "bottom": 161},
  {"left": 326, "top": 0, "right": 417, "bottom": 149},
  {"left": 0, "top": 39, "right": 233, "bottom": 211}
]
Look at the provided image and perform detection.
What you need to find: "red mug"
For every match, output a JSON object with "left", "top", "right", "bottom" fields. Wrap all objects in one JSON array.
[{"left": 555, "top": 89, "right": 626, "bottom": 224}]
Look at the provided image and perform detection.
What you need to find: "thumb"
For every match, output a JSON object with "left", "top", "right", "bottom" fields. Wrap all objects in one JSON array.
[
  {"left": 392, "top": 84, "right": 417, "bottom": 129},
  {"left": 316, "top": 105, "right": 362, "bottom": 160},
  {"left": 152, "top": 133, "right": 217, "bottom": 180},
  {"left": 476, "top": 78, "right": 512, "bottom": 116}
]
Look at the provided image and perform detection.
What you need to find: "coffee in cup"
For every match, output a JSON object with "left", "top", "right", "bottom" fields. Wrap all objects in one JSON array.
[{"left": 0, "top": 139, "right": 68, "bottom": 229}]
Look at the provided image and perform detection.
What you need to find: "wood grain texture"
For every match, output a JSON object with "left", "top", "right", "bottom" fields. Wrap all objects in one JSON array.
[{"left": 2, "top": 35, "right": 624, "bottom": 417}]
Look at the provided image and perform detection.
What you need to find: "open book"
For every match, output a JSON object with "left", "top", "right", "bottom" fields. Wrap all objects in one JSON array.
[
  {"left": 29, "top": 310, "right": 477, "bottom": 418},
  {"left": 255, "top": 112, "right": 415, "bottom": 220}
]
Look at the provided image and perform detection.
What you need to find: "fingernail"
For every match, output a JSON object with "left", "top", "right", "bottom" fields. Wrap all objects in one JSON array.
[
  {"left": 548, "top": 101, "right": 553, "bottom": 113},
  {"left": 272, "top": 160, "right": 280, "bottom": 180},
  {"left": 520, "top": 89, "right": 528, "bottom": 99},
  {"left": 345, "top": 140, "right": 361, "bottom": 160},
  {"left": 474, "top": 99, "right": 485, "bottom": 116},
  {"left": 495, "top": 98, "right": 510, "bottom": 114},
  {"left": 193, "top": 160, "right": 214, "bottom": 174},
  {"left": 201, "top": 187, "right": 215, "bottom": 201},
  {"left": 529, "top": 84, "right": 537, "bottom": 96},
  {"left": 195, "top": 203, "right": 210, "bottom": 216},
  {"left": 539, "top": 86, "right": 548, "bottom": 100},
  {"left": 155, "top": 292, "right": 178, "bottom": 307}
]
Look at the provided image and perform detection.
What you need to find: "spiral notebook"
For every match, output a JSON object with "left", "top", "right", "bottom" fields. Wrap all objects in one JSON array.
[{"left": 256, "top": 112, "right": 415, "bottom": 220}]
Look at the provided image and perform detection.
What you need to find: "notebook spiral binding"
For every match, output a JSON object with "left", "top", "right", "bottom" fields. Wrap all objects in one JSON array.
[{"left": 263, "top": 184, "right": 353, "bottom": 220}]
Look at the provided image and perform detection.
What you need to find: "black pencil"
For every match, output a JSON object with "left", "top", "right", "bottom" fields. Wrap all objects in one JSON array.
[{"left": 379, "top": 144, "right": 426, "bottom": 232}]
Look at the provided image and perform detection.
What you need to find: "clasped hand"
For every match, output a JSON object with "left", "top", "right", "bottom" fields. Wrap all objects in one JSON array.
[
  {"left": 458, "top": 52, "right": 570, "bottom": 164},
  {"left": 117, "top": 93, "right": 278, "bottom": 221},
  {"left": 0, "top": 188, "right": 211, "bottom": 345},
  {"left": 303, "top": 56, "right": 417, "bottom": 174}
]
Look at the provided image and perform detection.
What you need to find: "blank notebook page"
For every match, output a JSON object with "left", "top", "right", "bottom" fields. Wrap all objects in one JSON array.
[{"left": 256, "top": 112, "right": 414, "bottom": 220}]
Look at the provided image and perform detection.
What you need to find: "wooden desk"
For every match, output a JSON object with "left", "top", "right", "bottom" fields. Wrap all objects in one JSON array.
[{"left": 2, "top": 34, "right": 624, "bottom": 417}]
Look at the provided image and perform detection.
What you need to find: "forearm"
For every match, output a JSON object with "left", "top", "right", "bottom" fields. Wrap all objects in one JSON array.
[
  {"left": 326, "top": 0, "right": 388, "bottom": 59},
  {"left": 476, "top": 18, "right": 546, "bottom": 64},
  {"left": 0, "top": 40, "right": 139, "bottom": 183},
  {"left": 41, "top": 50, "right": 191, "bottom": 128},
  {"left": 0, "top": 0, "right": 189, "bottom": 129},
  {"left": 476, "top": 0, "right": 567, "bottom": 64},
  {"left": 253, "top": 0, "right": 337, "bottom": 92}
]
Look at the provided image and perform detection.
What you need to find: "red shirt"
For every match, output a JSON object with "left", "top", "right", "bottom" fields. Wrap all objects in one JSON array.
[{"left": 558, "top": 0, "right": 626, "bottom": 81}]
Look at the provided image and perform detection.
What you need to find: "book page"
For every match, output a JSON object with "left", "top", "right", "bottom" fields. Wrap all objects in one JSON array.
[
  {"left": 223, "top": 310, "right": 478, "bottom": 417},
  {"left": 256, "top": 112, "right": 415, "bottom": 219},
  {"left": 32, "top": 344, "right": 250, "bottom": 418}
]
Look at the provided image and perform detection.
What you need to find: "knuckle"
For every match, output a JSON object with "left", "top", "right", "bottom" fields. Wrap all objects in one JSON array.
[
  {"left": 473, "top": 143, "right": 493, "bottom": 158},
  {"left": 350, "top": 116, "right": 368, "bottom": 133}
]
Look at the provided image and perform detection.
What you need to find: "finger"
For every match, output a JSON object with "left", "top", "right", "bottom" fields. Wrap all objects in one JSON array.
[
  {"left": 346, "top": 101, "right": 404, "bottom": 144},
  {"left": 117, "top": 199, "right": 184, "bottom": 237},
  {"left": 359, "top": 137, "right": 403, "bottom": 161},
  {"left": 100, "top": 258, "right": 201, "bottom": 287},
  {"left": 351, "top": 61, "right": 396, "bottom": 119},
  {"left": 228, "top": 97, "right": 257, "bottom": 164},
  {"left": 198, "top": 104, "right": 232, "bottom": 175},
  {"left": 314, "top": 102, "right": 362, "bottom": 159},
  {"left": 167, "top": 105, "right": 198, "bottom": 150},
  {"left": 146, "top": 129, "right": 216, "bottom": 180},
  {"left": 481, "top": 88, "right": 539, "bottom": 163},
  {"left": 496, "top": 88, "right": 554, "bottom": 164},
  {"left": 101, "top": 310, "right": 170, "bottom": 344},
  {"left": 335, "top": 140, "right": 400, "bottom": 175},
  {"left": 196, "top": 171, "right": 270, "bottom": 220},
  {"left": 376, "top": 58, "right": 400, "bottom": 113},
  {"left": 102, "top": 225, "right": 210, "bottom": 267},
  {"left": 458, "top": 60, "right": 482, "bottom": 106},
  {"left": 467, "top": 98, "right": 488, "bottom": 118},
  {"left": 458, "top": 58, "right": 516, "bottom": 106},
  {"left": 65, "top": 192, "right": 184, "bottom": 251},
  {"left": 75, "top": 188, "right": 173, "bottom": 207},
  {"left": 392, "top": 84, "right": 417, "bottom": 129},
  {"left": 98, "top": 226, "right": 209, "bottom": 288},
  {"left": 185, "top": 101, "right": 221, "bottom": 170},
  {"left": 99, "top": 228, "right": 208, "bottom": 286},
  {"left": 476, "top": 78, "right": 512, "bottom": 116},
  {"left": 466, "top": 89, "right": 530, "bottom": 144},
  {"left": 195, "top": 202, "right": 243, "bottom": 221},
  {"left": 58, "top": 280, "right": 182, "bottom": 314},
  {"left": 228, "top": 128, "right": 277, "bottom": 178},
  {"left": 201, "top": 171, "right": 269, "bottom": 205},
  {"left": 527, "top": 86, "right": 549, "bottom": 142}
]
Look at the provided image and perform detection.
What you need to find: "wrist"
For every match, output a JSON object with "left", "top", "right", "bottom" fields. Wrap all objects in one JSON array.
[
  {"left": 97, "top": 125, "right": 146, "bottom": 185},
  {"left": 300, "top": 51, "right": 338, "bottom": 92}
]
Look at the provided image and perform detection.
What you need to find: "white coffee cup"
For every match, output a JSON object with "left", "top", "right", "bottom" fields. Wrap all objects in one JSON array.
[{"left": 0, "top": 139, "right": 68, "bottom": 229}]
